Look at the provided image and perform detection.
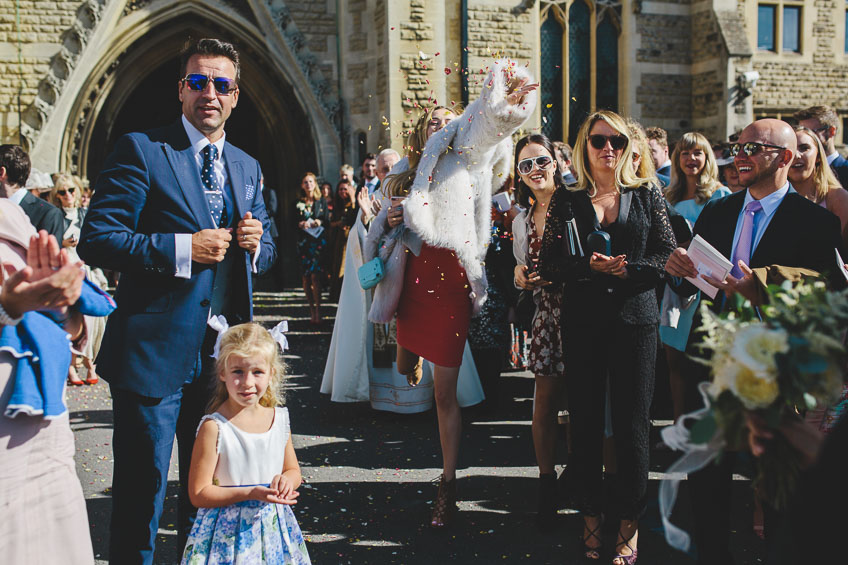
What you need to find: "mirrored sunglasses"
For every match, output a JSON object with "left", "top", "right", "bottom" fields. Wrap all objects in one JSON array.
[
  {"left": 588, "top": 134, "right": 628, "bottom": 151},
  {"left": 181, "top": 73, "right": 237, "bottom": 95},
  {"left": 517, "top": 155, "right": 553, "bottom": 175},
  {"left": 728, "top": 142, "right": 786, "bottom": 158}
]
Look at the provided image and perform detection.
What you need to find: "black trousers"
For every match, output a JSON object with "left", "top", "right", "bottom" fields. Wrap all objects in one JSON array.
[{"left": 565, "top": 320, "right": 657, "bottom": 519}]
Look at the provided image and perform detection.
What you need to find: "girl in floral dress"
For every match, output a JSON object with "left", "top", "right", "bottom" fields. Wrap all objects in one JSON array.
[
  {"left": 511, "top": 134, "right": 566, "bottom": 531},
  {"left": 182, "top": 323, "right": 310, "bottom": 565}
]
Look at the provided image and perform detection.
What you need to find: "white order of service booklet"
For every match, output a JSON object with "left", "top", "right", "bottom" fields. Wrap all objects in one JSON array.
[{"left": 685, "top": 234, "right": 733, "bottom": 299}]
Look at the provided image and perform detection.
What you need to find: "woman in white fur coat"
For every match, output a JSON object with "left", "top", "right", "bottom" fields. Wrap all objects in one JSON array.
[{"left": 365, "top": 60, "right": 537, "bottom": 527}]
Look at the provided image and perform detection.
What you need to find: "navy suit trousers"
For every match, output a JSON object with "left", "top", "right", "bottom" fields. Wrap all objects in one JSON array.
[{"left": 109, "top": 328, "right": 217, "bottom": 565}]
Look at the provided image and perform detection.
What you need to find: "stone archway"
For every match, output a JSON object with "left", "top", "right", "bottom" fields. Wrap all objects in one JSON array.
[{"left": 58, "top": 3, "right": 338, "bottom": 282}]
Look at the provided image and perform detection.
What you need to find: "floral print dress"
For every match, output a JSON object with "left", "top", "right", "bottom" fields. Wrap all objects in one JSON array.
[{"left": 527, "top": 213, "right": 565, "bottom": 376}]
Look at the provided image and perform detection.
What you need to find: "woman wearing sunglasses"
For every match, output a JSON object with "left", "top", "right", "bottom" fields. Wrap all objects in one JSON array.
[
  {"left": 537, "top": 110, "right": 676, "bottom": 564},
  {"left": 789, "top": 126, "right": 848, "bottom": 247},
  {"left": 364, "top": 62, "right": 537, "bottom": 528},
  {"left": 511, "top": 134, "right": 567, "bottom": 530}
]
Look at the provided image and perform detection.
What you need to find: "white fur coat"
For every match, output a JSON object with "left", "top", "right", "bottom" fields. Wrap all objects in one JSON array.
[{"left": 365, "top": 60, "right": 536, "bottom": 321}]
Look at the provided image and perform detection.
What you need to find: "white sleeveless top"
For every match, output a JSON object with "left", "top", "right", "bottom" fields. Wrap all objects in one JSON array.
[{"left": 199, "top": 407, "right": 290, "bottom": 486}]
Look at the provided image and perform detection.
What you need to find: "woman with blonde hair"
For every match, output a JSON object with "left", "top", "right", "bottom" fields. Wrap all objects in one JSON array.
[
  {"left": 789, "top": 126, "right": 848, "bottom": 247},
  {"left": 294, "top": 172, "right": 329, "bottom": 324},
  {"left": 659, "top": 132, "right": 731, "bottom": 419},
  {"left": 538, "top": 110, "right": 676, "bottom": 563},
  {"left": 365, "top": 62, "right": 537, "bottom": 528}
]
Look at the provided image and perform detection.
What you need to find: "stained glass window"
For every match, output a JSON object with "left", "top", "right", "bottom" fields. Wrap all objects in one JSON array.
[
  {"left": 569, "top": 0, "right": 591, "bottom": 144},
  {"left": 596, "top": 17, "right": 618, "bottom": 113},
  {"left": 541, "top": 16, "right": 564, "bottom": 142}
]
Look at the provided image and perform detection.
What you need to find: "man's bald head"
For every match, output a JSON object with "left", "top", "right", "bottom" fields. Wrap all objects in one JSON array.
[
  {"left": 739, "top": 119, "right": 797, "bottom": 153},
  {"left": 735, "top": 119, "right": 797, "bottom": 196}
]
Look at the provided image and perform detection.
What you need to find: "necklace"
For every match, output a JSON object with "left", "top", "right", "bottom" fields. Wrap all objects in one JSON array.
[{"left": 592, "top": 191, "right": 618, "bottom": 202}]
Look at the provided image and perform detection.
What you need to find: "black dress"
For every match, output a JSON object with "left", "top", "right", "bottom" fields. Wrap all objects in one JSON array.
[{"left": 538, "top": 183, "right": 676, "bottom": 519}]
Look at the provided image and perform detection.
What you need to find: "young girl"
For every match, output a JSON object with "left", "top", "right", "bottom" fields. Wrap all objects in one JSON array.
[{"left": 182, "top": 323, "right": 311, "bottom": 564}]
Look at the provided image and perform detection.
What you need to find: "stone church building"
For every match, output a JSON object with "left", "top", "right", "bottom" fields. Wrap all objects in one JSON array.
[{"left": 1, "top": 0, "right": 847, "bottom": 250}]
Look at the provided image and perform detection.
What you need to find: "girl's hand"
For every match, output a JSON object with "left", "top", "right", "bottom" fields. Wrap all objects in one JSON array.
[
  {"left": 250, "top": 484, "right": 299, "bottom": 505},
  {"left": 589, "top": 252, "right": 627, "bottom": 277},
  {"left": 270, "top": 474, "right": 298, "bottom": 503}
]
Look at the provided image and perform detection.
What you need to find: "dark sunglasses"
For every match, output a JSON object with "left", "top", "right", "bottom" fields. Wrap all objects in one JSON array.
[
  {"left": 517, "top": 155, "right": 554, "bottom": 175},
  {"left": 181, "top": 73, "right": 238, "bottom": 95},
  {"left": 57, "top": 187, "right": 75, "bottom": 196},
  {"left": 588, "top": 134, "right": 628, "bottom": 151},
  {"left": 728, "top": 142, "right": 786, "bottom": 158}
]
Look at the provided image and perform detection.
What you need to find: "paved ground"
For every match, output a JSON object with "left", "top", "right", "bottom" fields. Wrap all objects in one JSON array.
[{"left": 68, "top": 289, "right": 766, "bottom": 564}]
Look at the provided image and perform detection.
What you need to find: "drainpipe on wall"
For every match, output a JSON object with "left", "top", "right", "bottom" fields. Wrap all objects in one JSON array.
[
  {"left": 461, "top": 0, "right": 468, "bottom": 106},
  {"left": 16, "top": 0, "right": 23, "bottom": 146},
  {"left": 336, "top": 0, "right": 346, "bottom": 160}
]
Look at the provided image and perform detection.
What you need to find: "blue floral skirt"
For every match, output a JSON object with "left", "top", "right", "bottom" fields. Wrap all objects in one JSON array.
[{"left": 181, "top": 500, "right": 311, "bottom": 564}]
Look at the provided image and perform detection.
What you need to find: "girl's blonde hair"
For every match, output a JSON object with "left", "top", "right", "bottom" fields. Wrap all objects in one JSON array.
[
  {"left": 49, "top": 172, "right": 81, "bottom": 208},
  {"left": 300, "top": 172, "right": 321, "bottom": 201},
  {"left": 665, "top": 132, "right": 723, "bottom": 205},
  {"left": 570, "top": 110, "right": 648, "bottom": 196},
  {"left": 794, "top": 126, "right": 842, "bottom": 202},
  {"left": 382, "top": 104, "right": 463, "bottom": 198},
  {"left": 208, "top": 323, "right": 286, "bottom": 413},
  {"left": 626, "top": 118, "right": 659, "bottom": 186}
]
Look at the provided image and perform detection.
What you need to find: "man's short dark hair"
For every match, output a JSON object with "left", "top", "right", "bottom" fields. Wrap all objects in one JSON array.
[
  {"left": 794, "top": 105, "right": 840, "bottom": 131},
  {"left": 645, "top": 127, "right": 668, "bottom": 148},
  {"left": 0, "top": 144, "right": 31, "bottom": 187},
  {"left": 362, "top": 153, "right": 376, "bottom": 165},
  {"left": 552, "top": 141, "right": 572, "bottom": 162},
  {"left": 180, "top": 38, "right": 241, "bottom": 83}
]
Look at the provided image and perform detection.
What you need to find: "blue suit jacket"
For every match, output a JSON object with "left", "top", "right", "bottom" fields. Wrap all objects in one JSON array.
[
  {"left": 78, "top": 120, "right": 277, "bottom": 397},
  {"left": 830, "top": 154, "right": 848, "bottom": 190}
]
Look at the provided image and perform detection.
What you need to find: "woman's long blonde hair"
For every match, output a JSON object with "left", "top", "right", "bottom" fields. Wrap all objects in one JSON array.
[
  {"left": 49, "top": 172, "right": 81, "bottom": 208},
  {"left": 627, "top": 118, "right": 659, "bottom": 186},
  {"left": 300, "top": 172, "right": 321, "bottom": 201},
  {"left": 665, "top": 132, "right": 723, "bottom": 205},
  {"left": 794, "top": 126, "right": 842, "bottom": 202},
  {"left": 208, "top": 323, "right": 286, "bottom": 413},
  {"left": 570, "top": 110, "right": 647, "bottom": 196},
  {"left": 381, "top": 104, "right": 462, "bottom": 198}
]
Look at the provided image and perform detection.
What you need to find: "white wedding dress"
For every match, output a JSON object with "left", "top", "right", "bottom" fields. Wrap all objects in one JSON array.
[{"left": 320, "top": 211, "right": 484, "bottom": 413}]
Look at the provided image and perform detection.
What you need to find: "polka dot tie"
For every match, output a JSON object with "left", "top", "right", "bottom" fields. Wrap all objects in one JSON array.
[{"left": 202, "top": 144, "right": 226, "bottom": 227}]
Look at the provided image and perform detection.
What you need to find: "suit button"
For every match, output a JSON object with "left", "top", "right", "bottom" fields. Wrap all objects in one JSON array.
[{"left": 200, "top": 299, "right": 210, "bottom": 307}]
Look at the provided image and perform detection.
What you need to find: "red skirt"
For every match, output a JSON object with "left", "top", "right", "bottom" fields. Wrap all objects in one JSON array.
[{"left": 396, "top": 244, "right": 471, "bottom": 367}]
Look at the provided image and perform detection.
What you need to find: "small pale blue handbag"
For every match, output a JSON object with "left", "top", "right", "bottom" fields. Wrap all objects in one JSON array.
[{"left": 358, "top": 256, "right": 385, "bottom": 289}]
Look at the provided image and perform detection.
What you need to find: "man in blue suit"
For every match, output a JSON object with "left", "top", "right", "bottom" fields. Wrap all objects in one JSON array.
[
  {"left": 78, "top": 38, "right": 276, "bottom": 564},
  {"left": 646, "top": 126, "right": 672, "bottom": 186},
  {"left": 795, "top": 105, "right": 848, "bottom": 190}
]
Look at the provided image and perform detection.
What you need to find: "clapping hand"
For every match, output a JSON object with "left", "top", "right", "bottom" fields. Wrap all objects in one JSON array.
[
  {"left": 0, "top": 230, "right": 84, "bottom": 319},
  {"left": 590, "top": 252, "right": 628, "bottom": 278}
]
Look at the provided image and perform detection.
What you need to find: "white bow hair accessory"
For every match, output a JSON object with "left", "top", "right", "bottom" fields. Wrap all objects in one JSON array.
[{"left": 208, "top": 316, "right": 289, "bottom": 359}]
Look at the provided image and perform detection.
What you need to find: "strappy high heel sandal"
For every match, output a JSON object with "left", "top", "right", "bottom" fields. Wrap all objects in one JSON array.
[
  {"left": 405, "top": 359, "right": 423, "bottom": 387},
  {"left": 582, "top": 514, "right": 604, "bottom": 560},
  {"left": 429, "top": 474, "right": 457, "bottom": 528},
  {"left": 612, "top": 523, "right": 638, "bottom": 565}
]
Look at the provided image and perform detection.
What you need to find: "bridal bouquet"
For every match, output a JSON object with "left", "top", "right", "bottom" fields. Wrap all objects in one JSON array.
[{"left": 689, "top": 280, "right": 848, "bottom": 509}]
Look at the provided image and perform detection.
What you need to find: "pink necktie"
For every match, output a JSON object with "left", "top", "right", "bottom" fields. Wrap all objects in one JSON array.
[{"left": 730, "top": 199, "right": 762, "bottom": 278}]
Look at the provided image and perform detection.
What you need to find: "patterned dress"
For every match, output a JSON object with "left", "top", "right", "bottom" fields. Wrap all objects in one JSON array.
[
  {"left": 295, "top": 199, "right": 327, "bottom": 275},
  {"left": 527, "top": 214, "right": 565, "bottom": 376}
]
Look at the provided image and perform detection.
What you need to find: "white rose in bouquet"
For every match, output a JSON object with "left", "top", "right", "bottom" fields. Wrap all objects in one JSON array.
[{"left": 731, "top": 324, "right": 788, "bottom": 375}]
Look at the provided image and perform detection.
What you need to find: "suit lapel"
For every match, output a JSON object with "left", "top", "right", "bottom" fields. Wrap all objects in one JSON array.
[
  {"left": 618, "top": 188, "right": 633, "bottom": 226},
  {"left": 223, "top": 144, "right": 247, "bottom": 221},
  {"left": 162, "top": 123, "right": 215, "bottom": 230},
  {"left": 709, "top": 190, "right": 745, "bottom": 258}
]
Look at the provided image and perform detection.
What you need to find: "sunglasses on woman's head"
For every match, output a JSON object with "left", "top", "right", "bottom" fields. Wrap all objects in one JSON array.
[
  {"left": 57, "top": 188, "right": 75, "bottom": 196},
  {"left": 517, "top": 155, "right": 554, "bottom": 175},
  {"left": 181, "top": 74, "right": 238, "bottom": 95},
  {"left": 728, "top": 142, "right": 786, "bottom": 158},
  {"left": 588, "top": 134, "right": 628, "bottom": 151}
]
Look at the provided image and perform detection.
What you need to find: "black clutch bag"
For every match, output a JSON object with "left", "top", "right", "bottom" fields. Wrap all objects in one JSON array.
[{"left": 515, "top": 289, "right": 535, "bottom": 331}]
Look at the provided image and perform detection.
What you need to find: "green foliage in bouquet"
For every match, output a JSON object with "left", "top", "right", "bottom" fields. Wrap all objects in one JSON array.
[{"left": 690, "top": 281, "right": 848, "bottom": 509}]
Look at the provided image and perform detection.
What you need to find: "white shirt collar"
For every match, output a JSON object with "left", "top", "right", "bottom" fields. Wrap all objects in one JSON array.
[
  {"left": 8, "top": 187, "right": 27, "bottom": 206},
  {"left": 660, "top": 159, "right": 671, "bottom": 170},
  {"left": 743, "top": 182, "right": 790, "bottom": 216},
  {"left": 181, "top": 114, "right": 225, "bottom": 159},
  {"left": 827, "top": 151, "right": 839, "bottom": 165}
]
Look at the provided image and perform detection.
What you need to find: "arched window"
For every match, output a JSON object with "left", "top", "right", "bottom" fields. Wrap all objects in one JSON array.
[{"left": 540, "top": 1, "right": 622, "bottom": 144}]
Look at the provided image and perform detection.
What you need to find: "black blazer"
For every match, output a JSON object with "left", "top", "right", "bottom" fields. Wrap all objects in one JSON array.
[
  {"left": 830, "top": 154, "right": 848, "bottom": 190},
  {"left": 18, "top": 191, "right": 64, "bottom": 242},
  {"left": 671, "top": 189, "right": 846, "bottom": 303},
  {"left": 539, "top": 183, "right": 677, "bottom": 325}
]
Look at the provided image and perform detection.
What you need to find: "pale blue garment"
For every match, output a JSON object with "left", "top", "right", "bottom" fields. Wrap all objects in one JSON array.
[{"left": 659, "top": 186, "right": 732, "bottom": 351}]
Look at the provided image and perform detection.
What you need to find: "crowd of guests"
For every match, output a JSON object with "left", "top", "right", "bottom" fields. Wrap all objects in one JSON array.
[{"left": 3, "top": 34, "right": 848, "bottom": 564}]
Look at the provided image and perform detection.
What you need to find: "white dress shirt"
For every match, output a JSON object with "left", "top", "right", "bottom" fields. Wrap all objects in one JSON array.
[
  {"left": 827, "top": 152, "right": 839, "bottom": 165},
  {"left": 8, "top": 188, "right": 26, "bottom": 206},
  {"left": 174, "top": 115, "right": 259, "bottom": 278}
]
